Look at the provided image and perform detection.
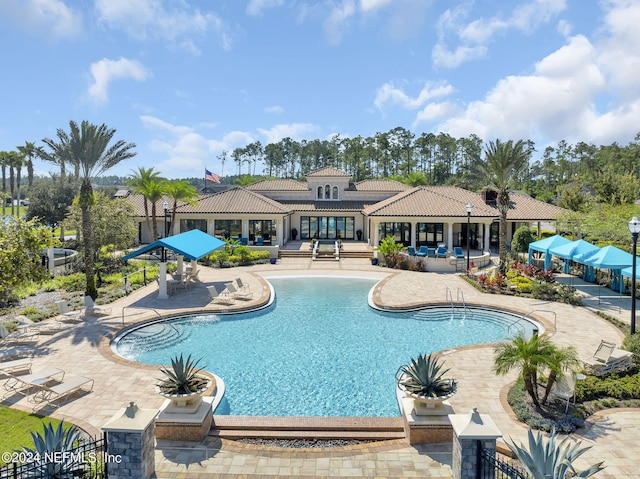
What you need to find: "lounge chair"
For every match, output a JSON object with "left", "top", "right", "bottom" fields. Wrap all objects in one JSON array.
[
  {"left": 0, "top": 358, "right": 32, "bottom": 377},
  {"left": 55, "top": 300, "right": 84, "bottom": 323},
  {"left": 583, "top": 340, "right": 634, "bottom": 377},
  {"left": 436, "top": 245, "right": 448, "bottom": 258},
  {"left": 30, "top": 375, "right": 94, "bottom": 408},
  {"left": 83, "top": 296, "right": 112, "bottom": 316},
  {"left": 206, "top": 285, "right": 235, "bottom": 305},
  {"left": 235, "top": 277, "right": 250, "bottom": 292},
  {"left": 549, "top": 372, "right": 577, "bottom": 412},
  {"left": 0, "top": 323, "right": 39, "bottom": 344},
  {"left": 453, "top": 247, "right": 465, "bottom": 259},
  {"left": 14, "top": 315, "right": 62, "bottom": 335},
  {"left": 3, "top": 367, "right": 65, "bottom": 395},
  {"left": 415, "top": 246, "right": 428, "bottom": 257},
  {"left": 407, "top": 246, "right": 417, "bottom": 256},
  {"left": 226, "top": 284, "right": 253, "bottom": 300}
]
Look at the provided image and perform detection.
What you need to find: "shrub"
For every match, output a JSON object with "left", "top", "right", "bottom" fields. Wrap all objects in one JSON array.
[{"left": 52, "top": 273, "right": 86, "bottom": 292}]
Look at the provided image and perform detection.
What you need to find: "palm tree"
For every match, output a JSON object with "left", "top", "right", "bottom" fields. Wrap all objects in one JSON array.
[
  {"left": 507, "top": 428, "right": 604, "bottom": 478},
  {"left": 42, "top": 120, "right": 136, "bottom": 299},
  {"left": 493, "top": 333, "right": 557, "bottom": 408},
  {"left": 0, "top": 151, "right": 8, "bottom": 216},
  {"left": 17, "top": 141, "right": 38, "bottom": 189},
  {"left": 126, "top": 166, "right": 162, "bottom": 241},
  {"left": 163, "top": 179, "right": 199, "bottom": 235},
  {"left": 6, "top": 150, "right": 23, "bottom": 216},
  {"left": 143, "top": 179, "right": 166, "bottom": 240},
  {"left": 541, "top": 345, "right": 580, "bottom": 405},
  {"left": 470, "top": 139, "right": 530, "bottom": 273}
]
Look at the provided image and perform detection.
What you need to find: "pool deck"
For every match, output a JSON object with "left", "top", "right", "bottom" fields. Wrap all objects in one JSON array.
[{"left": 2, "top": 257, "right": 639, "bottom": 478}]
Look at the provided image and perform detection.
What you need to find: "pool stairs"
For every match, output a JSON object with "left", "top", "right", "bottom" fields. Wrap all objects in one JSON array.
[
  {"left": 120, "top": 323, "right": 191, "bottom": 352},
  {"left": 210, "top": 416, "right": 405, "bottom": 441}
]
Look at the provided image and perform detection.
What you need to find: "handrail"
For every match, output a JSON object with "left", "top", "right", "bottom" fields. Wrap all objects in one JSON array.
[
  {"left": 445, "top": 287, "right": 455, "bottom": 315},
  {"left": 456, "top": 288, "right": 468, "bottom": 317},
  {"left": 523, "top": 309, "right": 556, "bottom": 330}
]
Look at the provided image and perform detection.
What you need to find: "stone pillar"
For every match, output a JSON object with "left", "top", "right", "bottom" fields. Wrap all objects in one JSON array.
[
  {"left": 102, "top": 402, "right": 157, "bottom": 479},
  {"left": 448, "top": 407, "right": 501, "bottom": 479},
  {"left": 48, "top": 247, "right": 55, "bottom": 274},
  {"left": 157, "top": 263, "right": 168, "bottom": 299},
  {"left": 176, "top": 255, "right": 184, "bottom": 275}
]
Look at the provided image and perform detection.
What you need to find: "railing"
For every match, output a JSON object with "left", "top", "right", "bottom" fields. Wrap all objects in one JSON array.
[
  {"left": 456, "top": 288, "right": 468, "bottom": 317},
  {"left": 524, "top": 309, "right": 556, "bottom": 330},
  {"left": 446, "top": 287, "right": 455, "bottom": 315},
  {"left": 479, "top": 447, "right": 530, "bottom": 479},
  {"left": 0, "top": 434, "right": 107, "bottom": 479}
]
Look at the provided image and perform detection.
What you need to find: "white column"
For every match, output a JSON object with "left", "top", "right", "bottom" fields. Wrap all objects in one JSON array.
[
  {"left": 484, "top": 224, "right": 490, "bottom": 253},
  {"left": 157, "top": 263, "right": 169, "bottom": 299},
  {"left": 176, "top": 256, "right": 184, "bottom": 275},
  {"left": 48, "top": 246, "right": 55, "bottom": 274},
  {"left": 447, "top": 222, "right": 453, "bottom": 251}
]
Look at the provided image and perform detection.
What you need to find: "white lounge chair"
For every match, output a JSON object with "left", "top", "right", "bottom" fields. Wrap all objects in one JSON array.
[
  {"left": 30, "top": 375, "right": 94, "bottom": 408},
  {"left": 3, "top": 367, "right": 65, "bottom": 395},
  {"left": 207, "top": 285, "right": 235, "bottom": 305},
  {"left": 55, "top": 300, "right": 84, "bottom": 323},
  {"left": 583, "top": 340, "right": 634, "bottom": 377},
  {"left": 225, "top": 284, "right": 253, "bottom": 300},
  {"left": 14, "top": 315, "right": 63, "bottom": 335},
  {"left": 83, "top": 296, "right": 112, "bottom": 316},
  {"left": 235, "top": 277, "right": 250, "bottom": 292},
  {"left": 0, "top": 323, "right": 39, "bottom": 344},
  {"left": 0, "top": 358, "right": 33, "bottom": 377}
]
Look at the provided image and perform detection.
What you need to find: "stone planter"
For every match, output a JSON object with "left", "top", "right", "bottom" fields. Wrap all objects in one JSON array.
[
  {"left": 397, "top": 378, "right": 457, "bottom": 416},
  {"left": 157, "top": 375, "right": 211, "bottom": 413}
]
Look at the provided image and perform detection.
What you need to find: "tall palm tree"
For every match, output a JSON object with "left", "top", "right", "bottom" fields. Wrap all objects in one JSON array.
[
  {"left": 470, "top": 139, "right": 530, "bottom": 273},
  {"left": 42, "top": 120, "right": 136, "bottom": 299},
  {"left": 163, "top": 179, "right": 199, "bottom": 235},
  {"left": 143, "top": 179, "right": 166, "bottom": 241},
  {"left": 17, "top": 141, "right": 38, "bottom": 189},
  {"left": 493, "top": 333, "right": 557, "bottom": 408},
  {"left": 507, "top": 428, "right": 604, "bottom": 478},
  {"left": 126, "top": 167, "right": 162, "bottom": 241},
  {"left": 6, "top": 150, "right": 23, "bottom": 216},
  {"left": 0, "top": 151, "right": 8, "bottom": 216}
]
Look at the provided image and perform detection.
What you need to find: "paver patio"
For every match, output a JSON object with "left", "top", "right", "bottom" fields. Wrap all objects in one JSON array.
[{"left": 1, "top": 257, "right": 638, "bottom": 478}]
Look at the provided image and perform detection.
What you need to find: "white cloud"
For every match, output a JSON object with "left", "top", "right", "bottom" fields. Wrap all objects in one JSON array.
[
  {"left": 257, "top": 123, "right": 320, "bottom": 144},
  {"left": 0, "top": 0, "right": 82, "bottom": 39},
  {"left": 265, "top": 105, "right": 284, "bottom": 114},
  {"left": 87, "top": 58, "right": 151, "bottom": 104},
  {"left": 95, "top": 0, "right": 232, "bottom": 52},
  {"left": 246, "top": 0, "right": 284, "bottom": 16},
  {"left": 359, "top": 0, "right": 394, "bottom": 13},
  {"left": 413, "top": 101, "right": 458, "bottom": 126},
  {"left": 140, "top": 115, "right": 254, "bottom": 177},
  {"left": 434, "top": 0, "right": 567, "bottom": 68},
  {"left": 374, "top": 81, "right": 455, "bottom": 111},
  {"left": 323, "top": 0, "right": 356, "bottom": 46}
]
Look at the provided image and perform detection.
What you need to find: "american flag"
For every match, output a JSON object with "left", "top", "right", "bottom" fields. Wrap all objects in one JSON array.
[{"left": 205, "top": 169, "right": 221, "bottom": 184}]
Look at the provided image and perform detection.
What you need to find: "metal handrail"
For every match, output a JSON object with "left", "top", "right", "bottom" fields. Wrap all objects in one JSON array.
[
  {"left": 456, "top": 288, "right": 468, "bottom": 317},
  {"left": 523, "top": 309, "right": 556, "bottom": 330},
  {"left": 445, "top": 287, "right": 455, "bottom": 315}
]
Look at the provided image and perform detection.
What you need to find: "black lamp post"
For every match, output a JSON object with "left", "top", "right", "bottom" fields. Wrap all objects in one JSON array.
[
  {"left": 466, "top": 203, "right": 473, "bottom": 271},
  {"left": 629, "top": 216, "right": 640, "bottom": 335},
  {"left": 162, "top": 201, "right": 169, "bottom": 262}
]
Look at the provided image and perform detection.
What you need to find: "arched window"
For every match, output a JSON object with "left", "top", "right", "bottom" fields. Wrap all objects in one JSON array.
[
  {"left": 332, "top": 186, "right": 339, "bottom": 199},
  {"left": 325, "top": 184, "right": 331, "bottom": 199},
  {"left": 317, "top": 185, "right": 323, "bottom": 199}
]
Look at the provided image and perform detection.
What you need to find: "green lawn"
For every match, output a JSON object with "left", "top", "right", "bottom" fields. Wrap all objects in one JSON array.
[{"left": 0, "top": 405, "right": 64, "bottom": 465}]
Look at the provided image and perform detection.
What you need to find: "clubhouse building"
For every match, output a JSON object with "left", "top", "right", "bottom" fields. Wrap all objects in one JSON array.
[{"left": 125, "top": 167, "right": 565, "bottom": 253}]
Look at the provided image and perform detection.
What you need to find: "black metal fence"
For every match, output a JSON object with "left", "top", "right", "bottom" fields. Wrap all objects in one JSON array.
[
  {"left": 479, "top": 448, "right": 530, "bottom": 479},
  {"left": 0, "top": 435, "right": 106, "bottom": 479}
]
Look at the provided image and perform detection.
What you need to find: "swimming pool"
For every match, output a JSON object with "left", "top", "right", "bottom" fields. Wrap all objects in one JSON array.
[{"left": 115, "top": 277, "right": 538, "bottom": 417}]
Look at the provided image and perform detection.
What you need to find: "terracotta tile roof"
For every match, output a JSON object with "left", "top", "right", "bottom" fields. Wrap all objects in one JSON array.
[
  {"left": 179, "top": 187, "right": 292, "bottom": 214},
  {"left": 353, "top": 179, "right": 410, "bottom": 192},
  {"left": 305, "top": 167, "right": 351, "bottom": 177},
  {"left": 506, "top": 192, "right": 566, "bottom": 220},
  {"left": 279, "top": 200, "right": 374, "bottom": 212},
  {"left": 126, "top": 195, "right": 178, "bottom": 217},
  {"left": 245, "top": 178, "right": 309, "bottom": 191},
  {"left": 363, "top": 186, "right": 498, "bottom": 217}
]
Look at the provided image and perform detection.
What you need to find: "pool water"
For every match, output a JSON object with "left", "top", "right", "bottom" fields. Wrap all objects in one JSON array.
[{"left": 116, "top": 277, "right": 536, "bottom": 417}]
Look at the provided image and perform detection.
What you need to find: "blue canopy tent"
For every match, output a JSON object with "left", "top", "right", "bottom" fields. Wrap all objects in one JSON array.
[
  {"left": 123, "top": 229, "right": 226, "bottom": 298},
  {"left": 582, "top": 245, "right": 635, "bottom": 293},
  {"left": 622, "top": 265, "right": 640, "bottom": 280},
  {"left": 527, "top": 235, "right": 571, "bottom": 270},
  {"left": 573, "top": 248, "right": 600, "bottom": 282},
  {"left": 549, "top": 239, "right": 599, "bottom": 274}
]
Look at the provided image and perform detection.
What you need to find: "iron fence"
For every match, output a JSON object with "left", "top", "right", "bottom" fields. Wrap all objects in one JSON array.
[
  {"left": 479, "top": 448, "right": 530, "bottom": 479},
  {"left": 0, "top": 435, "right": 106, "bottom": 479}
]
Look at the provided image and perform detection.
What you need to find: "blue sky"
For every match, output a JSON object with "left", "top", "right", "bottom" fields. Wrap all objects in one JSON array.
[{"left": 1, "top": 0, "right": 639, "bottom": 180}]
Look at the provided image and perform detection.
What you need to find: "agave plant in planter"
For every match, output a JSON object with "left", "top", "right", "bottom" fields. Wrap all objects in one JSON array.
[
  {"left": 157, "top": 353, "right": 210, "bottom": 411},
  {"left": 396, "top": 353, "right": 458, "bottom": 415}
]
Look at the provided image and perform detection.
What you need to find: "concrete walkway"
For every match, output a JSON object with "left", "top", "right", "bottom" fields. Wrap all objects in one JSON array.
[{"left": 1, "top": 258, "right": 638, "bottom": 478}]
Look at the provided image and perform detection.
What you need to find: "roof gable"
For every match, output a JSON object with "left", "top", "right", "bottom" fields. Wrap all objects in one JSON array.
[
  {"left": 245, "top": 178, "right": 309, "bottom": 191},
  {"left": 180, "top": 187, "right": 292, "bottom": 214},
  {"left": 305, "top": 167, "right": 351, "bottom": 178}
]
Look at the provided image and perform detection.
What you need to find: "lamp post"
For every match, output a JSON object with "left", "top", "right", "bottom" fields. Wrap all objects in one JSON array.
[
  {"left": 162, "top": 201, "right": 169, "bottom": 263},
  {"left": 629, "top": 216, "right": 640, "bottom": 335},
  {"left": 466, "top": 204, "right": 473, "bottom": 271}
]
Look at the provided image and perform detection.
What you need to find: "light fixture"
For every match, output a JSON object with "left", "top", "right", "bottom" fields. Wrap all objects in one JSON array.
[
  {"left": 628, "top": 216, "right": 640, "bottom": 334},
  {"left": 466, "top": 204, "right": 473, "bottom": 271}
]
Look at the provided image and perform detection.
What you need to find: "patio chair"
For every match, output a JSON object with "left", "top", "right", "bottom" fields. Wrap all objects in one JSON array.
[
  {"left": 407, "top": 246, "right": 417, "bottom": 256},
  {"left": 206, "top": 285, "right": 235, "bottom": 305},
  {"left": 55, "top": 300, "right": 84, "bottom": 323},
  {"left": 453, "top": 247, "right": 465, "bottom": 259},
  {"left": 83, "top": 296, "right": 112, "bottom": 316},
  {"left": 30, "top": 375, "right": 94, "bottom": 408},
  {"left": 14, "top": 315, "right": 63, "bottom": 335},
  {"left": 583, "top": 340, "right": 634, "bottom": 377},
  {"left": 550, "top": 372, "right": 577, "bottom": 412},
  {"left": 0, "top": 358, "right": 32, "bottom": 377},
  {"left": 256, "top": 237, "right": 264, "bottom": 246},
  {"left": 436, "top": 245, "right": 448, "bottom": 258},
  {"left": 0, "top": 323, "right": 39, "bottom": 344},
  {"left": 415, "top": 246, "right": 428, "bottom": 257},
  {"left": 226, "top": 284, "right": 253, "bottom": 300},
  {"left": 3, "top": 367, "right": 65, "bottom": 396},
  {"left": 427, "top": 247, "right": 436, "bottom": 258},
  {"left": 235, "top": 277, "right": 250, "bottom": 292}
]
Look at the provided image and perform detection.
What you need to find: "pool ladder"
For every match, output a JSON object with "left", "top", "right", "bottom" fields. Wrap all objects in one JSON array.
[{"left": 445, "top": 287, "right": 468, "bottom": 318}]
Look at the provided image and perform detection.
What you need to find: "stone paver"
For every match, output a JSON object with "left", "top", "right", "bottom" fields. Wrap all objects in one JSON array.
[{"left": 1, "top": 257, "right": 638, "bottom": 478}]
